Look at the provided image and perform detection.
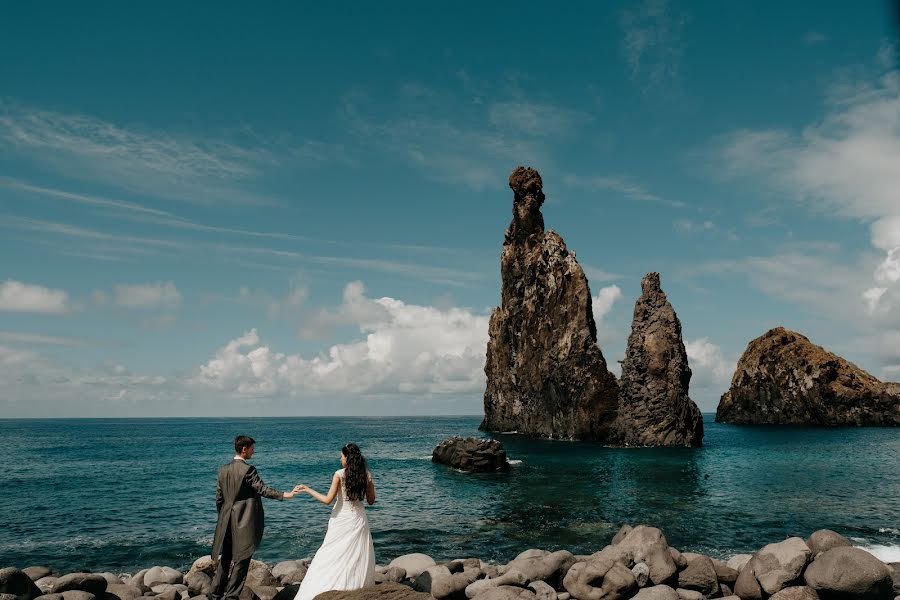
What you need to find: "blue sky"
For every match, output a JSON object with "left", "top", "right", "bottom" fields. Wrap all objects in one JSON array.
[{"left": 2, "top": 1, "right": 899, "bottom": 417}]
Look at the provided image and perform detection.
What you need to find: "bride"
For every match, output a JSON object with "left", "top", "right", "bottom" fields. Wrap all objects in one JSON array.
[{"left": 292, "top": 443, "right": 376, "bottom": 600}]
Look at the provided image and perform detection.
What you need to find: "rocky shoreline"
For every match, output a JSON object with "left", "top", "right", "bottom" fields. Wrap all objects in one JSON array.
[{"left": 3, "top": 526, "right": 899, "bottom": 600}]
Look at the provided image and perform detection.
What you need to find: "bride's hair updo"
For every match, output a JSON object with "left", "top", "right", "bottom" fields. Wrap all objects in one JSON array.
[{"left": 341, "top": 443, "right": 368, "bottom": 501}]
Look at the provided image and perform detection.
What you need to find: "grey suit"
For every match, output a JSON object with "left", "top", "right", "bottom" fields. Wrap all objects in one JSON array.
[{"left": 211, "top": 458, "right": 283, "bottom": 600}]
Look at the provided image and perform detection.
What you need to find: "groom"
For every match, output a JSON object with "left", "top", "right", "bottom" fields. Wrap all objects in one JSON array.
[{"left": 211, "top": 435, "right": 298, "bottom": 600}]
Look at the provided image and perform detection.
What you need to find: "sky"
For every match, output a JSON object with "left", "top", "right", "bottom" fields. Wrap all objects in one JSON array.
[{"left": 1, "top": 1, "right": 899, "bottom": 417}]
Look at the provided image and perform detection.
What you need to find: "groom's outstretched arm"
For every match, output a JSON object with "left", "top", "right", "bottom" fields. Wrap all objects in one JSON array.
[{"left": 245, "top": 465, "right": 288, "bottom": 500}]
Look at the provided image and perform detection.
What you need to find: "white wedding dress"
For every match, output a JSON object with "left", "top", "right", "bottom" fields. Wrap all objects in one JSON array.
[{"left": 294, "top": 469, "right": 375, "bottom": 600}]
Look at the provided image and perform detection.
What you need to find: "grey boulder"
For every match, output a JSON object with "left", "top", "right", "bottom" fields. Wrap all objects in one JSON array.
[
  {"left": 806, "top": 530, "right": 851, "bottom": 558},
  {"left": 184, "top": 573, "right": 211, "bottom": 598},
  {"left": 616, "top": 527, "right": 677, "bottom": 586},
  {"left": 143, "top": 569, "right": 182, "bottom": 588},
  {"left": 744, "top": 537, "right": 811, "bottom": 596},
  {"left": 470, "top": 587, "right": 536, "bottom": 600},
  {"left": 526, "top": 581, "right": 556, "bottom": 600},
  {"left": 104, "top": 584, "right": 143, "bottom": 600},
  {"left": 414, "top": 566, "right": 482, "bottom": 599},
  {"left": 35, "top": 579, "right": 57, "bottom": 595},
  {"left": 563, "top": 558, "right": 637, "bottom": 600},
  {"left": 769, "top": 586, "right": 820, "bottom": 600},
  {"left": 507, "top": 550, "right": 575, "bottom": 588},
  {"left": 271, "top": 562, "right": 306, "bottom": 586},
  {"left": 465, "top": 569, "right": 527, "bottom": 599},
  {"left": 631, "top": 586, "right": 679, "bottom": 600},
  {"left": 632, "top": 563, "right": 650, "bottom": 588},
  {"left": 51, "top": 575, "right": 108, "bottom": 596},
  {"left": 0, "top": 568, "right": 43, "bottom": 600},
  {"left": 23, "top": 570, "right": 52, "bottom": 583},
  {"left": 677, "top": 555, "right": 718, "bottom": 596},
  {"left": 804, "top": 546, "right": 893, "bottom": 599},
  {"left": 389, "top": 555, "right": 436, "bottom": 580}
]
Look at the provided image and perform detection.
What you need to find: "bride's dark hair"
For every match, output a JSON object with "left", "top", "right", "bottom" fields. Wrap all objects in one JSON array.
[{"left": 341, "top": 443, "right": 368, "bottom": 501}]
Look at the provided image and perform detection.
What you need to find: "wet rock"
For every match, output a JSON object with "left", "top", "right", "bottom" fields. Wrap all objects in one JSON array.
[
  {"left": 805, "top": 530, "right": 851, "bottom": 557},
  {"left": 804, "top": 547, "right": 893, "bottom": 599},
  {"left": 389, "top": 555, "right": 435, "bottom": 581},
  {"left": 481, "top": 166, "right": 620, "bottom": 440},
  {"left": 432, "top": 438, "right": 510, "bottom": 473},
  {"left": 51, "top": 575, "right": 107, "bottom": 596},
  {"left": 616, "top": 526, "right": 677, "bottom": 586},
  {"left": 616, "top": 273, "right": 704, "bottom": 447},
  {"left": 716, "top": 327, "right": 900, "bottom": 425},
  {"left": 0, "top": 568, "right": 43, "bottom": 600},
  {"left": 563, "top": 557, "right": 637, "bottom": 600}
]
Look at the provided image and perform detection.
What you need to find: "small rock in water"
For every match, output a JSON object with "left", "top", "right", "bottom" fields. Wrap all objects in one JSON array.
[{"left": 432, "top": 437, "right": 510, "bottom": 473}]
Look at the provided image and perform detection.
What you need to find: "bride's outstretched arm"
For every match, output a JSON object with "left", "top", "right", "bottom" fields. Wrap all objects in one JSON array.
[
  {"left": 366, "top": 473, "right": 376, "bottom": 505},
  {"left": 296, "top": 473, "right": 341, "bottom": 505}
]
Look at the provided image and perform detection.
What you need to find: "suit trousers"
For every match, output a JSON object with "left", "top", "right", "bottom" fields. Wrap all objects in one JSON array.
[{"left": 211, "top": 528, "right": 252, "bottom": 600}]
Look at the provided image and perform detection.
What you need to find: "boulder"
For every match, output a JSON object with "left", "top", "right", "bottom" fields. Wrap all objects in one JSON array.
[
  {"left": 713, "top": 560, "right": 739, "bottom": 585},
  {"left": 889, "top": 563, "right": 900, "bottom": 594},
  {"left": 563, "top": 558, "right": 637, "bottom": 600},
  {"left": 432, "top": 438, "right": 510, "bottom": 473},
  {"left": 734, "top": 562, "right": 764, "bottom": 600},
  {"left": 668, "top": 549, "right": 687, "bottom": 571},
  {"left": 746, "top": 537, "right": 811, "bottom": 596},
  {"left": 388, "top": 555, "right": 435, "bottom": 580},
  {"left": 188, "top": 559, "right": 216, "bottom": 579},
  {"left": 271, "top": 562, "right": 306, "bottom": 586},
  {"left": 95, "top": 578, "right": 119, "bottom": 588},
  {"left": 414, "top": 566, "right": 482, "bottom": 599},
  {"left": 612, "top": 526, "right": 633, "bottom": 545},
  {"left": 127, "top": 572, "right": 149, "bottom": 591},
  {"left": 245, "top": 586, "right": 276, "bottom": 600},
  {"left": 51, "top": 575, "right": 108, "bottom": 596},
  {"left": 769, "top": 587, "right": 820, "bottom": 600},
  {"left": 507, "top": 550, "right": 575, "bottom": 588},
  {"left": 589, "top": 545, "right": 635, "bottom": 569},
  {"left": 631, "top": 586, "right": 680, "bottom": 600},
  {"left": 35, "top": 579, "right": 57, "bottom": 595},
  {"left": 271, "top": 585, "right": 300, "bottom": 600},
  {"left": 716, "top": 327, "right": 900, "bottom": 425},
  {"left": 245, "top": 563, "right": 275, "bottom": 589},
  {"left": 143, "top": 569, "right": 182, "bottom": 588},
  {"left": 673, "top": 591, "right": 702, "bottom": 600},
  {"left": 805, "top": 531, "right": 851, "bottom": 557},
  {"left": 41, "top": 593, "right": 95, "bottom": 600},
  {"left": 726, "top": 555, "right": 752, "bottom": 574},
  {"left": 151, "top": 589, "right": 179, "bottom": 600},
  {"left": 470, "top": 587, "right": 536, "bottom": 600},
  {"left": 184, "top": 573, "right": 211, "bottom": 598},
  {"left": 104, "top": 585, "right": 143, "bottom": 600},
  {"left": 374, "top": 568, "right": 406, "bottom": 585},
  {"left": 23, "top": 570, "right": 52, "bottom": 583},
  {"left": 526, "top": 581, "right": 556, "bottom": 600},
  {"left": 616, "top": 272, "right": 704, "bottom": 447},
  {"left": 677, "top": 555, "right": 717, "bottom": 596},
  {"left": 804, "top": 546, "right": 893, "bottom": 599},
  {"left": 0, "top": 567, "right": 44, "bottom": 600},
  {"left": 0, "top": 568, "right": 43, "bottom": 600},
  {"left": 480, "top": 166, "right": 621, "bottom": 441},
  {"left": 616, "top": 526, "right": 677, "bottom": 586},
  {"left": 465, "top": 570, "right": 527, "bottom": 599}
]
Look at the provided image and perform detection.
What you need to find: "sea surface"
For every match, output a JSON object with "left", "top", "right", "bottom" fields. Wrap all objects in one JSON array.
[{"left": 3, "top": 415, "right": 899, "bottom": 572}]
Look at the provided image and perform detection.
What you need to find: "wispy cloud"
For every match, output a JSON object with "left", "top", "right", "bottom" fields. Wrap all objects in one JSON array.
[
  {"left": 113, "top": 281, "right": 182, "bottom": 309},
  {"left": 619, "top": 0, "right": 688, "bottom": 93},
  {"left": 0, "top": 331, "right": 112, "bottom": 346},
  {"left": 0, "top": 102, "right": 291, "bottom": 206},
  {"left": 562, "top": 173, "right": 686, "bottom": 208},
  {"left": 803, "top": 31, "right": 828, "bottom": 46}
]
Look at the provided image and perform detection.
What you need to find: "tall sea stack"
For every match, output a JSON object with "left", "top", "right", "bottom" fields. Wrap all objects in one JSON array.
[
  {"left": 717, "top": 327, "right": 900, "bottom": 426},
  {"left": 616, "top": 273, "right": 704, "bottom": 446},
  {"left": 480, "top": 167, "right": 620, "bottom": 440}
]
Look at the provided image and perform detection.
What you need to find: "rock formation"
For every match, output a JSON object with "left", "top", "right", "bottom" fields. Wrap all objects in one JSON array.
[
  {"left": 481, "top": 167, "right": 620, "bottom": 440},
  {"left": 431, "top": 437, "right": 510, "bottom": 473},
  {"left": 616, "top": 273, "right": 704, "bottom": 447},
  {"left": 716, "top": 327, "right": 900, "bottom": 425}
]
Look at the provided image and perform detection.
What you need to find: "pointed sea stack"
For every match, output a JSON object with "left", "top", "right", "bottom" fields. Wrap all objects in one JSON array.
[
  {"left": 716, "top": 327, "right": 900, "bottom": 425},
  {"left": 481, "top": 166, "right": 620, "bottom": 440},
  {"left": 616, "top": 273, "right": 704, "bottom": 446}
]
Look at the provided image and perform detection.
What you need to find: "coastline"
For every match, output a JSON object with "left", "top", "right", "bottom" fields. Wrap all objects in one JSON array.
[{"left": 4, "top": 525, "right": 899, "bottom": 600}]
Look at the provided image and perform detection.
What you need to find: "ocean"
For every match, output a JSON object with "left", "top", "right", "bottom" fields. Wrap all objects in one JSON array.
[{"left": 3, "top": 415, "right": 899, "bottom": 572}]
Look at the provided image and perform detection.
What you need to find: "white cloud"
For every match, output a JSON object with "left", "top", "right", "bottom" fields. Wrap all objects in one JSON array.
[
  {"left": 803, "top": 32, "right": 827, "bottom": 46},
  {"left": 192, "top": 281, "right": 490, "bottom": 396},
  {"left": 674, "top": 218, "right": 715, "bottom": 233},
  {"left": 0, "top": 279, "right": 70, "bottom": 314},
  {"left": 593, "top": 285, "right": 623, "bottom": 325},
  {"left": 582, "top": 265, "right": 622, "bottom": 283},
  {"left": 720, "top": 62, "right": 900, "bottom": 314},
  {"left": 685, "top": 338, "right": 735, "bottom": 410},
  {"left": 562, "top": 173, "right": 685, "bottom": 208},
  {"left": 114, "top": 281, "right": 181, "bottom": 309},
  {"left": 863, "top": 287, "right": 888, "bottom": 313}
]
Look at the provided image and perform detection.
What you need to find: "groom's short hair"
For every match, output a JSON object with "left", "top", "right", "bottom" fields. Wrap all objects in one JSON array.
[{"left": 234, "top": 435, "right": 256, "bottom": 453}]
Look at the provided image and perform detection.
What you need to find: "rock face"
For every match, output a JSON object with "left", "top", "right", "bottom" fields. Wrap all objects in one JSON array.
[
  {"left": 716, "top": 327, "right": 900, "bottom": 425},
  {"left": 481, "top": 167, "right": 620, "bottom": 440},
  {"left": 432, "top": 437, "right": 510, "bottom": 473},
  {"left": 616, "top": 273, "right": 704, "bottom": 447}
]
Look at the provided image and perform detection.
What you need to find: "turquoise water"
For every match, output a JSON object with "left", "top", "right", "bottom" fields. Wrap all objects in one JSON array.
[{"left": 3, "top": 416, "right": 899, "bottom": 572}]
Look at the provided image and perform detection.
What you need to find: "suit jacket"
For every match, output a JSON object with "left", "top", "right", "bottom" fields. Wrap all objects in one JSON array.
[{"left": 212, "top": 459, "right": 283, "bottom": 562}]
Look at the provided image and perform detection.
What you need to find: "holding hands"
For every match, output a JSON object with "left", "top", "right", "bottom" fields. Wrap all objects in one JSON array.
[{"left": 293, "top": 484, "right": 308, "bottom": 495}]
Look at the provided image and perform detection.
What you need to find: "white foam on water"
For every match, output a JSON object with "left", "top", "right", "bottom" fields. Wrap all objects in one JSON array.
[
  {"left": 856, "top": 544, "right": 900, "bottom": 562},
  {"left": 878, "top": 527, "right": 900, "bottom": 535},
  {"left": 508, "top": 459, "right": 523, "bottom": 465}
]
